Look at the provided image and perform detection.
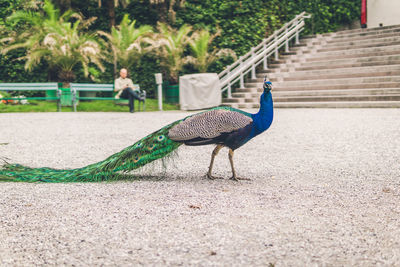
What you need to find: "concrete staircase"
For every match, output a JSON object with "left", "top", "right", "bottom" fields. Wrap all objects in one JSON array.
[{"left": 223, "top": 24, "right": 400, "bottom": 108}]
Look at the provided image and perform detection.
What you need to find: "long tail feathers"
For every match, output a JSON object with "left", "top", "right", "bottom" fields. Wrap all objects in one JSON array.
[{"left": 0, "top": 121, "right": 182, "bottom": 183}]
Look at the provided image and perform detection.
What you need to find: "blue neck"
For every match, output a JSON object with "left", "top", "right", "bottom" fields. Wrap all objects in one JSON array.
[{"left": 250, "top": 91, "right": 274, "bottom": 137}]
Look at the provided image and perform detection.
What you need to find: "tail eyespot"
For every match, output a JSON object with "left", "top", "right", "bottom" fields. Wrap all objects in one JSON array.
[
  {"left": 156, "top": 135, "right": 165, "bottom": 142},
  {"left": 134, "top": 142, "right": 143, "bottom": 148}
]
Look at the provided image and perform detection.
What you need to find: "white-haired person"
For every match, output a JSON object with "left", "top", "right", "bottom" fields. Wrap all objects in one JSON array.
[{"left": 114, "top": 68, "right": 144, "bottom": 113}]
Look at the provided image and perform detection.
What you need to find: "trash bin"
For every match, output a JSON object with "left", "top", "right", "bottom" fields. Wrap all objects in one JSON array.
[
  {"left": 60, "top": 88, "right": 74, "bottom": 106},
  {"left": 163, "top": 83, "right": 179, "bottom": 104},
  {"left": 46, "top": 90, "right": 57, "bottom": 102}
]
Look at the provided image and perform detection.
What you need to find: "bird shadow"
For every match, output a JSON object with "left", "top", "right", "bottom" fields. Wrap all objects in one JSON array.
[
  {"left": 106, "top": 173, "right": 254, "bottom": 184},
  {"left": 114, "top": 174, "right": 174, "bottom": 182}
]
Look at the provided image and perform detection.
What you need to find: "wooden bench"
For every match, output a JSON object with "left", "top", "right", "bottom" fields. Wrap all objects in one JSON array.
[
  {"left": 70, "top": 83, "right": 146, "bottom": 112},
  {"left": 0, "top": 83, "right": 61, "bottom": 111}
]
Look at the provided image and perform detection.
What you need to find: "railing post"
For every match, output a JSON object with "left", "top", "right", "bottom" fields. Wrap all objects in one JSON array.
[
  {"left": 295, "top": 19, "right": 300, "bottom": 45},
  {"left": 274, "top": 32, "right": 279, "bottom": 61},
  {"left": 227, "top": 70, "right": 232, "bottom": 98},
  {"left": 263, "top": 43, "right": 268, "bottom": 70},
  {"left": 285, "top": 26, "right": 289, "bottom": 52},
  {"left": 251, "top": 47, "right": 256, "bottom": 79},
  {"left": 263, "top": 56, "right": 268, "bottom": 70},
  {"left": 238, "top": 57, "right": 244, "bottom": 88}
]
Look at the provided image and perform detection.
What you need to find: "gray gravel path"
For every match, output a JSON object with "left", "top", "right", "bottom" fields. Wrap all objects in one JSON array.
[{"left": 0, "top": 109, "right": 400, "bottom": 266}]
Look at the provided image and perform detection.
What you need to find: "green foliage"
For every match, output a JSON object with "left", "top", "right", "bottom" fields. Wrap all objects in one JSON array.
[
  {"left": 0, "top": 0, "right": 360, "bottom": 97},
  {"left": 279, "top": 0, "right": 360, "bottom": 35},
  {"left": 176, "top": 0, "right": 280, "bottom": 57},
  {"left": 150, "top": 23, "right": 192, "bottom": 84},
  {"left": 1, "top": 0, "right": 105, "bottom": 83},
  {"left": 127, "top": 54, "right": 161, "bottom": 98},
  {"left": 0, "top": 49, "right": 48, "bottom": 84},
  {"left": 0, "top": 0, "right": 48, "bottom": 83},
  {"left": 176, "top": 0, "right": 359, "bottom": 56},
  {"left": 186, "top": 29, "right": 236, "bottom": 73},
  {"left": 99, "top": 14, "right": 153, "bottom": 72}
]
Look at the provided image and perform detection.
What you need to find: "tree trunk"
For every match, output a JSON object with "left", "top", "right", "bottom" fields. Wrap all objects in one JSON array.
[
  {"left": 56, "top": 0, "right": 71, "bottom": 13},
  {"left": 156, "top": 1, "right": 169, "bottom": 24},
  {"left": 106, "top": 0, "right": 116, "bottom": 28}
]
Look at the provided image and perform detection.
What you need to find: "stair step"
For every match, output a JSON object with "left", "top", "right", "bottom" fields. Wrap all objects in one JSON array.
[
  {"left": 269, "top": 65, "right": 400, "bottom": 81},
  {"left": 291, "top": 55, "right": 400, "bottom": 71},
  {"left": 329, "top": 30, "right": 400, "bottom": 44},
  {"left": 273, "top": 88, "right": 400, "bottom": 97},
  {"left": 274, "top": 101, "right": 400, "bottom": 108},
  {"left": 223, "top": 101, "right": 400, "bottom": 108},
  {"left": 266, "top": 60, "right": 400, "bottom": 73},
  {"left": 317, "top": 40, "right": 400, "bottom": 53},
  {"left": 245, "top": 81, "right": 400, "bottom": 91},
  {"left": 274, "top": 95, "right": 400, "bottom": 102},
  {"left": 326, "top": 35, "right": 400, "bottom": 47},
  {"left": 235, "top": 88, "right": 262, "bottom": 93},
  {"left": 331, "top": 24, "right": 400, "bottom": 37},
  {"left": 275, "top": 83, "right": 400, "bottom": 91},
  {"left": 249, "top": 76, "right": 400, "bottom": 86},
  {"left": 305, "top": 45, "right": 400, "bottom": 61},
  {"left": 221, "top": 103, "right": 260, "bottom": 109},
  {"left": 226, "top": 93, "right": 400, "bottom": 104}
]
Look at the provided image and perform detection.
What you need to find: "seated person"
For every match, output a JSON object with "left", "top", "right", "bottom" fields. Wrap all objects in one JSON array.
[{"left": 114, "top": 68, "right": 144, "bottom": 113}]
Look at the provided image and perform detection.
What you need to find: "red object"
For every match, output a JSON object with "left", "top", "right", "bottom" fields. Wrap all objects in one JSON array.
[{"left": 361, "top": 0, "right": 367, "bottom": 26}]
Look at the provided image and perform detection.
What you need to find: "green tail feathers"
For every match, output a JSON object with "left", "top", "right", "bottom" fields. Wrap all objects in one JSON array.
[{"left": 0, "top": 121, "right": 183, "bottom": 183}]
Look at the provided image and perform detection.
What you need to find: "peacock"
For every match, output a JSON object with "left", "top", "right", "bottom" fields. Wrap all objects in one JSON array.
[{"left": 0, "top": 79, "right": 273, "bottom": 182}]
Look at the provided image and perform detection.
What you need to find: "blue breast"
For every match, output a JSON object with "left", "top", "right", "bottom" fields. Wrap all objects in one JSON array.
[
  {"left": 224, "top": 91, "right": 273, "bottom": 150},
  {"left": 250, "top": 91, "right": 274, "bottom": 137}
]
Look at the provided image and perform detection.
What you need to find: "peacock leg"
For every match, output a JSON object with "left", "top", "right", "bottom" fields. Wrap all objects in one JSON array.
[
  {"left": 206, "top": 144, "right": 224, "bottom": 180},
  {"left": 228, "top": 149, "right": 250, "bottom": 181}
]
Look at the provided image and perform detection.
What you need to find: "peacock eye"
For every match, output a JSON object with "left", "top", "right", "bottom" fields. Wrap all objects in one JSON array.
[
  {"left": 135, "top": 142, "right": 143, "bottom": 148},
  {"left": 133, "top": 156, "right": 140, "bottom": 163},
  {"left": 157, "top": 135, "right": 165, "bottom": 142},
  {"left": 147, "top": 144, "right": 156, "bottom": 150}
]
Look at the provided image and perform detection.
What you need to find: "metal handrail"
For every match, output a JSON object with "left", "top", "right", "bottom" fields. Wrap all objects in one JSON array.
[{"left": 219, "top": 12, "right": 311, "bottom": 97}]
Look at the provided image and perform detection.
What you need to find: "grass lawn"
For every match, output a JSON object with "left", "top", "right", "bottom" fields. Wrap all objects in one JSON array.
[{"left": 0, "top": 99, "right": 179, "bottom": 113}]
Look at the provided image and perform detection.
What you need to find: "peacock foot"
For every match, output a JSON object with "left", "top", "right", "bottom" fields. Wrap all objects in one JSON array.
[
  {"left": 206, "top": 173, "right": 224, "bottom": 180},
  {"left": 229, "top": 176, "right": 251, "bottom": 181}
]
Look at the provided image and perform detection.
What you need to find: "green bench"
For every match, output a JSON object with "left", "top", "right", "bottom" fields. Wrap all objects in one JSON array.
[
  {"left": 0, "top": 82, "right": 61, "bottom": 111},
  {"left": 70, "top": 83, "right": 146, "bottom": 112}
]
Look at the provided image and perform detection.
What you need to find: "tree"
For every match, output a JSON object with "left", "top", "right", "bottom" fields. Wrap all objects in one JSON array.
[
  {"left": 151, "top": 22, "right": 191, "bottom": 83},
  {"left": 1, "top": 0, "right": 105, "bottom": 84},
  {"left": 186, "top": 29, "right": 236, "bottom": 73},
  {"left": 99, "top": 14, "right": 152, "bottom": 75}
]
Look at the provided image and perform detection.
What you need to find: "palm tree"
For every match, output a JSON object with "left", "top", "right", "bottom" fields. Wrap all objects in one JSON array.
[
  {"left": 151, "top": 22, "right": 192, "bottom": 84},
  {"left": 98, "top": 14, "right": 153, "bottom": 75},
  {"left": 1, "top": 0, "right": 104, "bottom": 84},
  {"left": 186, "top": 29, "right": 236, "bottom": 73}
]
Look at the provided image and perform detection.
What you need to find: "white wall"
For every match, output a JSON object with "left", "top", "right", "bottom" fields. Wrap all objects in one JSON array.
[{"left": 367, "top": 0, "right": 400, "bottom": 28}]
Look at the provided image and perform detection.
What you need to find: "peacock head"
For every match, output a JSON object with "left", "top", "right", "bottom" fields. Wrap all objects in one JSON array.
[{"left": 263, "top": 79, "right": 272, "bottom": 93}]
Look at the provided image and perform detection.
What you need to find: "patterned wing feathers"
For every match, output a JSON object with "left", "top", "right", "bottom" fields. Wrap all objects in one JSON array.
[{"left": 168, "top": 109, "right": 252, "bottom": 141}]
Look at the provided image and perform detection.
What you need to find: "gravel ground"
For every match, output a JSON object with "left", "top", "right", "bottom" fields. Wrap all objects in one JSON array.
[{"left": 0, "top": 109, "right": 400, "bottom": 266}]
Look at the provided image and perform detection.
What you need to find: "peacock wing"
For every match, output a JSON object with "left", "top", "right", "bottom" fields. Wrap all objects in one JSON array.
[{"left": 168, "top": 109, "right": 253, "bottom": 141}]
